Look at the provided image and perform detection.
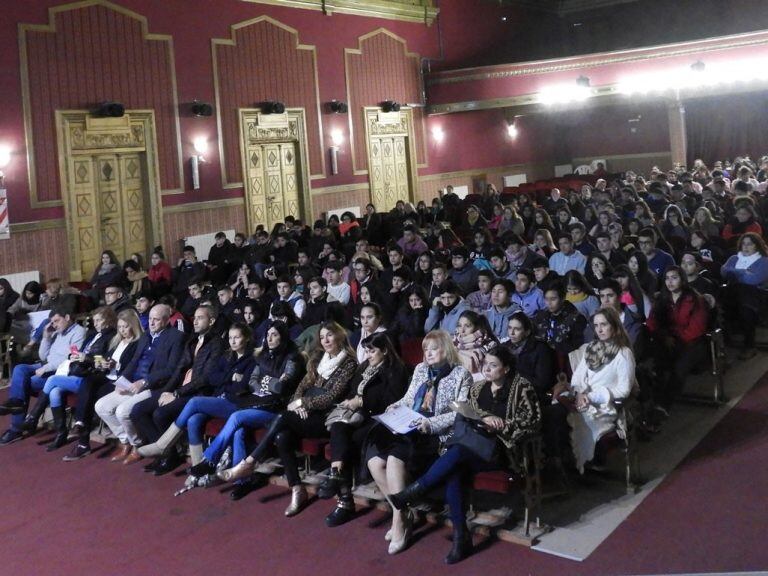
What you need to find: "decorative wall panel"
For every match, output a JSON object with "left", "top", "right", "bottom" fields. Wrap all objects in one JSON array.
[
  {"left": 0, "top": 227, "right": 69, "bottom": 280},
  {"left": 345, "top": 29, "right": 426, "bottom": 174},
  {"left": 162, "top": 204, "right": 248, "bottom": 264},
  {"left": 20, "top": 1, "right": 183, "bottom": 207},
  {"left": 213, "top": 16, "right": 324, "bottom": 188}
]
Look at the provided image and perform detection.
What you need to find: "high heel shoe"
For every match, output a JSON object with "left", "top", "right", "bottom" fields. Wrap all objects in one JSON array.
[
  {"left": 217, "top": 458, "right": 254, "bottom": 482},
  {"left": 387, "top": 510, "right": 413, "bottom": 555},
  {"left": 284, "top": 485, "right": 308, "bottom": 517}
]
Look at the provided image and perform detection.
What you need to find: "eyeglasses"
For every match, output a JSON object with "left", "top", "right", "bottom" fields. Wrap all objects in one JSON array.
[{"left": 104, "top": 291, "right": 120, "bottom": 296}]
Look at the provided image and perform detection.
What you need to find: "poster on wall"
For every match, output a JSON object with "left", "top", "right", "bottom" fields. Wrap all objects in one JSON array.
[{"left": 0, "top": 188, "right": 9, "bottom": 240}]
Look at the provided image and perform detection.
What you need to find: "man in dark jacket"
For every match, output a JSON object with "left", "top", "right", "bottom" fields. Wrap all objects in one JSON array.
[
  {"left": 173, "top": 246, "right": 207, "bottom": 308},
  {"left": 533, "top": 282, "right": 586, "bottom": 357},
  {"left": 129, "top": 304, "right": 223, "bottom": 474},
  {"left": 207, "top": 232, "right": 234, "bottom": 286}
]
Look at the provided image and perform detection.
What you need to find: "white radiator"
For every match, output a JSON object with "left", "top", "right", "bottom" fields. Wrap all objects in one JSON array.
[
  {"left": 2, "top": 270, "right": 41, "bottom": 293},
  {"left": 182, "top": 230, "right": 236, "bottom": 262}
]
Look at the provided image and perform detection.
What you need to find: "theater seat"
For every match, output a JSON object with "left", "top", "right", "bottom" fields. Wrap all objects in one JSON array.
[
  {"left": 473, "top": 470, "right": 518, "bottom": 493},
  {"left": 400, "top": 338, "right": 424, "bottom": 368}
]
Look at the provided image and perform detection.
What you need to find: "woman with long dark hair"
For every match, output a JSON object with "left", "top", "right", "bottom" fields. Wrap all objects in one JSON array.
[
  {"left": 318, "top": 333, "right": 409, "bottom": 526},
  {"left": 0, "top": 279, "right": 20, "bottom": 333},
  {"left": 646, "top": 266, "right": 708, "bottom": 410}
]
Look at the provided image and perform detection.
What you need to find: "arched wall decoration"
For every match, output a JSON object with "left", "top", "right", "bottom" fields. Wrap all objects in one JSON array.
[
  {"left": 212, "top": 16, "right": 325, "bottom": 189},
  {"left": 344, "top": 28, "right": 427, "bottom": 175},
  {"left": 19, "top": 0, "right": 184, "bottom": 208}
]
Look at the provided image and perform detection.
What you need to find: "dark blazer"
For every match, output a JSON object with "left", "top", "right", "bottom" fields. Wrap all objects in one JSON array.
[
  {"left": 509, "top": 337, "right": 555, "bottom": 402},
  {"left": 346, "top": 360, "right": 409, "bottom": 417},
  {"left": 208, "top": 349, "right": 257, "bottom": 401},
  {"left": 161, "top": 331, "right": 225, "bottom": 397},
  {"left": 82, "top": 328, "right": 117, "bottom": 358},
  {"left": 122, "top": 327, "right": 186, "bottom": 390}
]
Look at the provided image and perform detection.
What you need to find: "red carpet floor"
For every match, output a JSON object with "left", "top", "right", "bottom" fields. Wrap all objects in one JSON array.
[{"left": 1, "top": 374, "right": 767, "bottom": 576}]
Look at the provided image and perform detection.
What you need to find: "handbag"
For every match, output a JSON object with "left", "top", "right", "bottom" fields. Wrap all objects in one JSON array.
[
  {"left": 68, "top": 359, "right": 95, "bottom": 377},
  {"left": 448, "top": 415, "right": 497, "bottom": 462},
  {"left": 325, "top": 404, "right": 365, "bottom": 430}
]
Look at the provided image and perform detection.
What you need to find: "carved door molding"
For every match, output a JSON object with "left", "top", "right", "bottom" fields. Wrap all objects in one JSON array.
[
  {"left": 363, "top": 107, "right": 417, "bottom": 212},
  {"left": 239, "top": 108, "right": 313, "bottom": 233},
  {"left": 56, "top": 110, "right": 164, "bottom": 281}
]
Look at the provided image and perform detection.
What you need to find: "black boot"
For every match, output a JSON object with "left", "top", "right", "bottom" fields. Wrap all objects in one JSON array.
[
  {"left": 445, "top": 525, "right": 473, "bottom": 565},
  {"left": 325, "top": 495, "right": 356, "bottom": 527},
  {"left": 390, "top": 481, "right": 427, "bottom": 510},
  {"left": 318, "top": 466, "right": 344, "bottom": 500},
  {"left": 46, "top": 407, "right": 68, "bottom": 452},
  {"left": 245, "top": 412, "right": 285, "bottom": 464},
  {"left": 21, "top": 395, "right": 49, "bottom": 434}
]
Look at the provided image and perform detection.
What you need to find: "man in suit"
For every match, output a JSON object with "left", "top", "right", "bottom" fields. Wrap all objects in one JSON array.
[
  {"left": 130, "top": 304, "right": 224, "bottom": 475},
  {"left": 94, "top": 303, "right": 186, "bottom": 464}
]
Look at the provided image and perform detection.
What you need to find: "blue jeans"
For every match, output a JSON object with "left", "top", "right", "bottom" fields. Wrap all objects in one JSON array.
[
  {"left": 417, "top": 445, "right": 494, "bottom": 526},
  {"left": 8, "top": 363, "right": 47, "bottom": 431},
  {"left": 43, "top": 375, "right": 85, "bottom": 408},
  {"left": 203, "top": 409, "right": 277, "bottom": 471},
  {"left": 174, "top": 396, "right": 238, "bottom": 446}
]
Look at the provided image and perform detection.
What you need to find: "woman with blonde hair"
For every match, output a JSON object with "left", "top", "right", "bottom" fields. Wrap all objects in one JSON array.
[{"left": 365, "top": 330, "right": 472, "bottom": 555}]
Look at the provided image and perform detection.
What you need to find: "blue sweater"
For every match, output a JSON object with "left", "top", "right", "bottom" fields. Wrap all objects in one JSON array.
[{"left": 721, "top": 255, "right": 768, "bottom": 287}]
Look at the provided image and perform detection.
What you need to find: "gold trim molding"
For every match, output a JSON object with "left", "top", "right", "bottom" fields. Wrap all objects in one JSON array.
[
  {"left": 163, "top": 197, "right": 245, "bottom": 215},
  {"left": 239, "top": 0, "right": 438, "bottom": 25},
  {"left": 344, "top": 28, "right": 424, "bottom": 176},
  {"left": 212, "top": 16, "right": 325, "bottom": 189},
  {"left": 428, "top": 29, "right": 768, "bottom": 86},
  {"left": 19, "top": 0, "right": 184, "bottom": 209},
  {"left": 9, "top": 219, "right": 66, "bottom": 233}
]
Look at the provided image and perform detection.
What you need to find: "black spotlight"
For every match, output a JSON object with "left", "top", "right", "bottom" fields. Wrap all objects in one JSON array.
[
  {"left": 329, "top": 100, "right": 348, "bottom": 114},
  {"left": 381, "top": 100, "right": 401, "bottom": 113},
  {"left": 262, "top": 101, "right": 286, "bottom": 114},
  {"left": 191, "top": 101, "right": 213, "bottom": 117},
  {"left": 94, "top": 101, "right": 125, "bottom": 118}
]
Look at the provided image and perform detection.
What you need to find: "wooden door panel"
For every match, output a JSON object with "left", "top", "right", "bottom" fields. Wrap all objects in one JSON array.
[
  {"left": 119, "top": 153, "right": 147, "bottom": 259},
  {"left": 72, "top": 157, "right": 100, "bottom": 280},
  {"left": 96, "top": 155, "right": 125, "bottom": 263},
  {"left": 280, "top": 143, "right": 300, "bottom": 220},
  {"left": 264, "top": 143, "right": 285, "bottom": 229},
  {"left": 245, "top": 145, "right": 266, "bottom": 234}
]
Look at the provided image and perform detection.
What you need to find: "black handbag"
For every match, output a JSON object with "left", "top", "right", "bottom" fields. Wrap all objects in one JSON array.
[
  {"left": 68, "top": 360, "right": 95, "bottom": 378},
  {"left": 448, "top": 415, "right": 497, "bottom": 462}
]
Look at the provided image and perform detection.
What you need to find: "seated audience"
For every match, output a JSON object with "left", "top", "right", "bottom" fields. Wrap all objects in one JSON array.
[
  {"left": 453, "top": 311, "right": 499, "bottom": 380},
  {"left": 512, "top": 268, "right": 545, "bottom": 318},
  {"left": 484, "top": 279, "right": 521, "bottom": 341},
  {"left": 425, "top": 280, "right": 468, "bottom": 334}
]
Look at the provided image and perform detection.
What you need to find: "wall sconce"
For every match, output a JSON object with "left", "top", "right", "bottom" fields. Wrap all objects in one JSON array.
[
  {"left": 507, "top": 122, "right": 518, "bottom": 139},
  {"left": 262, "top": 101, "right": 286, "bottom": 114},
  {"left": 0, "top": 145, "right": 10, "bottom": 187},
  {"left": 191, "top": 137, "right": 207, "bottom": 190},
  {"left": 329, "top": 130, "right": 343, "bottom": 175},
  {"left": 431, "top": 126, "right": 445, "bottom": 143},
  {"left": 328, "top": 100, "right": 348, "bottom": 114},
  {"left": 94, "top": 101, "right": 125, "bottom": 117},
  {"left": 381, "top": 100, "right": 401, "bottom": 113},
  {"left": 191, "top": 101, "right": 213, "bottom": 117}
]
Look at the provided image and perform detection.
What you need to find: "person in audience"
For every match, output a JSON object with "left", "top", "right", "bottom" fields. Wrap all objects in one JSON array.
[
  {"left": 564, "top": 307, "right": 636, "bottom": 472},
  {"left": 497, "top": 205, "right": 525, "bottom": 237},
  {"left": 159, "top": 294, "right": 190, "bottom": 334},
  {"left": 721, "top": 232, "right": 768, "bottom": 359},
  {"left": 722, "top": 204, "right": 763, "bottom": 244},
  {"left": 206, "top": 232, "right": 234, "bottom": 286},
  {"left": 0, "top": 279, "right": 19, "bottom": 334},
  {"left": 594, "top": 231, "right": 627, "bottom": 267},
  {"left": 413, "top": 251, "right": 435, "bottom": 289},
  {"left": 188, "top": 320, "right": 306, "bottom": 500},
  {"left": 503, "top": 234, "right": 539, "bottom": 276},
  {"left": 488, "top": 247, "right": 517, "bottom": 281},
  {"left": 512, "top": 268, "right": 545, "bottom": 318},
  {"left": 389, "top": 345, "right": 540, "bottom": 564},
  {"left": 275, "top": 275, "right": 306, "bottom": 320},
  {"left": 626, "top": 250, "right": 659, "bottom": 296},
  {"left": 459, "top": 204, "right": 488, "bottom": 240},
  {"left": 570, "top": 222, "right": 595, "bottom": 256},
  {"left": 134, "top": 292, "right": 154, "bottom": 332},
  {"left": 532, "top": 209, "right": 556, "bottom": 240},
  {"left": 549, "top": 232, "right": 587, "bottom": 276},
  {"left": 690, "top": 229, "right": 726, "bottom": 266},
  {"left": 349, "top": 258, "right": 374, "bottom": 304},
  {"left": 24, "top": 307, "right": 117, "bottom": 451},
  {"left": 453, "top": 310, "right": 498, "bottom": 380},
  {"left": 379, "top": 245, "right": 407, "bottom": 293},
  {"left": 381, "top": 267, "right": 413, "bottom": 321},
  {"left": 638, "top": 228, "right": 675, "bottom": 277},
  {"left": 613, "top": 265, "right": 653, "bottom": 320},
  {"left": 466, "top": 269, "right": 494, "bottom": 312},
  {"left": 351, "top": 303, "right": 387, "bottom": 363},
  {"left": 564, "top": 270, "right": 600, "bottom": 319},
  {"left": 173, "top": 246, "right": 207, "bottom": 307},
  {"left": 130, "top": 305, "right": 224, "bottom": 475},
  {"left": 448, "top": 247, "right": 479, "bottom": 294},
  {"left": 692, "top": 206, "right": 721, "bottom": 239},
  {"left": 533, "top": 229, "right": 557, "bottom": 259},
  {"left": 593, "top": 279, "right": 644, "bottom": 346},
  {"left": 104, "top": 283, "right": 133, "bottom": 314},
  {"left": 302, "top": 276, "right": 342, "bottom": 329},
  {"left": 317, "top": 333, "right": 409, "bottom": 526},
  {"left": 6, "top": 280, "right": 43, "bottom": 346},
  {"left": 325, "top": 262, "right": 350, "bottom": 306},
  {"left": 88, "top": 250, "right": 124, "bottom": 304},
  {"left": 531, "top": 257, "right": 559, "bottom": 294},
  {"left": 533, "top": 282, "right": 586, "bottom": 360},
  {"left": 646, "top": 266, "right": 709, "bottom": 412},
  {"left": 0, "top": 308, "right": 87, "bottom": 445},
  {"left": 124, "top": 259, "right": 149, "bottom": 298},
  {"left": 63, "top": 310, "right": 143, "bottom": 461},
  {"left": 137, "top": 323, "right": 256, "bottom": 466},
  {"left": 389, "top": 285, "right": 428, "bottom": 346},
  {"left": 365, "top": 330, "right": 472, "bottom": 555},
  {"left": 397, "top": 224, "right": 428, "bottom": 259},
  {"left": 218, "top": 322, "right": 357, "bottom": 516},
  {"left": 425, "top": 280, "right": 468, "bottom": 334},
  {"left": 484, "top": 279, "right": 521, "bottom": 341},
  {"left": 469, "top": 229, "right": 493, "bottom": 264},
  {"left": 680, "top": 252, "right": 719, "bottom": 304},
  {"left": 93, "top": 304, "right": 186, "bottom": 464},
  {"left": 585, "top": 253, "right": 614, "bottom": 289},
  {"left": 148, "top": 248, "right": 173, "bottom": 297}
]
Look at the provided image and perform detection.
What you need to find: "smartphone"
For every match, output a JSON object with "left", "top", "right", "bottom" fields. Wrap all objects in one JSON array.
[{"left": 70, "top": 345, "right": 79, "bottom": 354}]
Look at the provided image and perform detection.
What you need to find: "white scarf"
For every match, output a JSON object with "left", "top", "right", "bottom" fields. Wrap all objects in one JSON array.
[
  {"left": 317, "top": 350, "right": 347, "bottom": 380},
  {"left": 735, "top": 251, "right": 761, "bottom": 270}
]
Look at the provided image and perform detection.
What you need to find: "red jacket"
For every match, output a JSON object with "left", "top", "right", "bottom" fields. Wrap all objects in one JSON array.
[
  {"left": 646, "top": 292, "right": 708, "bottom": 344},
  {"left": 722, "top": 220, "right": 762, "bottom": 242}
]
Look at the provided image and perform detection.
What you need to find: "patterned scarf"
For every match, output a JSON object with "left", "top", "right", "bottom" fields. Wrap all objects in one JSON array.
[
  {"left": 356, "top": 362, "right": 382, "bottom": 396},
  {"left": 584, "top": 339, "right": 621, "bottom": 373}
]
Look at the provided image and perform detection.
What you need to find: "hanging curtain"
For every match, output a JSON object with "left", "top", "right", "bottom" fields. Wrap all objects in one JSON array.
[{"left": 685, "top": 90, "right": 768, "bottom": 166}]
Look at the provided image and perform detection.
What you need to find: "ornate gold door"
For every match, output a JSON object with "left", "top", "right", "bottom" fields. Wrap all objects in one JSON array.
[
  {"left": 56, "top": 111, "right": 164, "bottom": 281},
  {"left": 239, "top": 109, "right": 313, "bottom": 234},
  {"left": 364, "top": 108, "right": 416, "bottom": 212}
]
